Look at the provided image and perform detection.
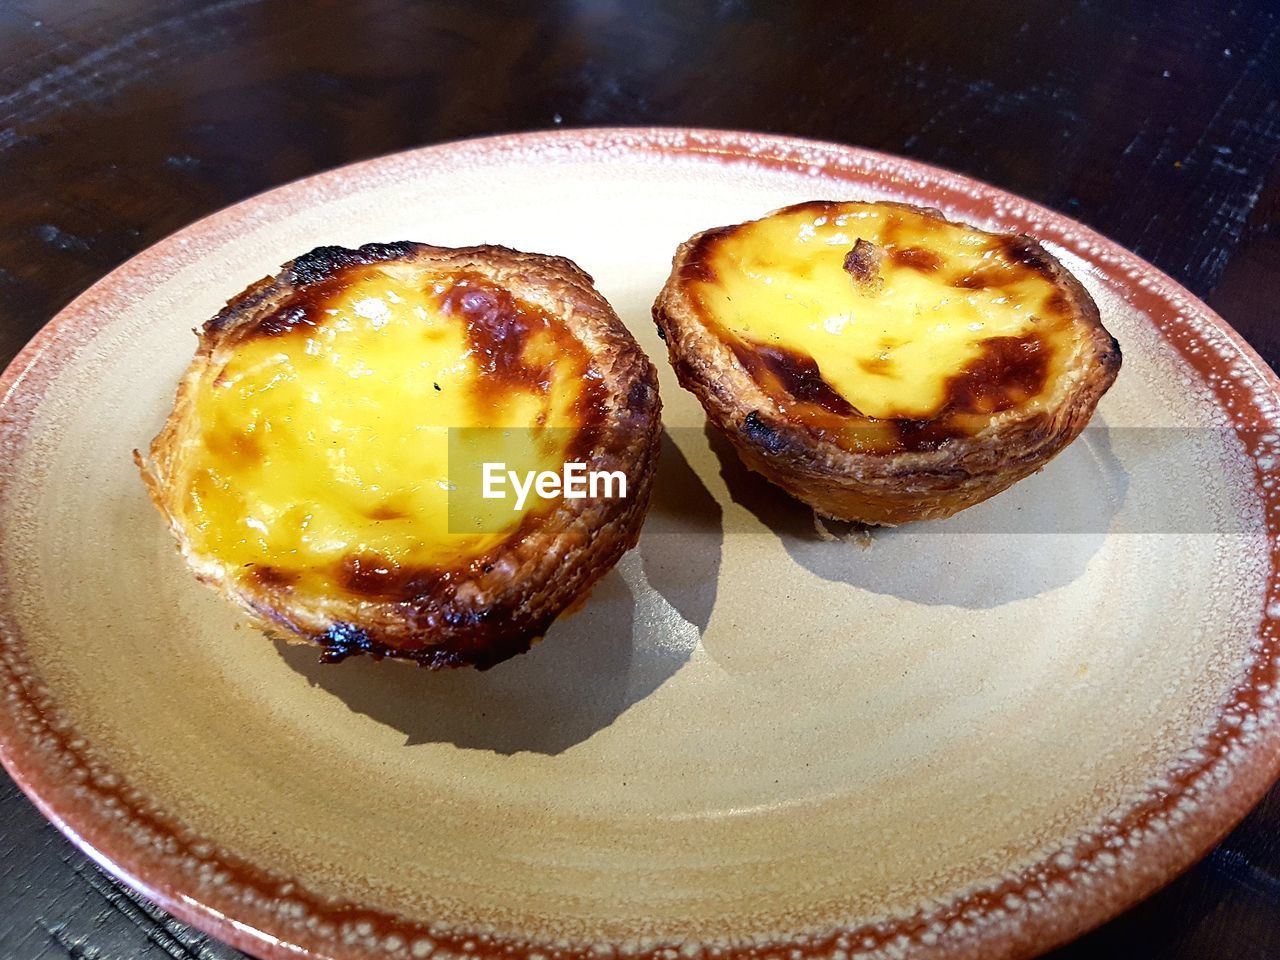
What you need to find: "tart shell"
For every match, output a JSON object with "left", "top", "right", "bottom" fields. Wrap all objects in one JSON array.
[
  {"left": 138, "top": 242, "right": 662, "bottom": 669},
  {"left": 652, "top": 203, "right": 1121, "bottom": 526}
]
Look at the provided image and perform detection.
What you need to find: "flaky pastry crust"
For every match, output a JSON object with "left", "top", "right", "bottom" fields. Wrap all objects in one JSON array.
[
  {"left": 138, "top": 242, "right": 661, "bottom": 668},
  {"left": 652, "top": 203, "right": 1121, "bottom": 525}
]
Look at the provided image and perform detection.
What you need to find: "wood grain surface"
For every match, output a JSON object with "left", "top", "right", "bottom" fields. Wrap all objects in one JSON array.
[{"left": 1, "top": 2, "right": 1278, "bottom": 958}]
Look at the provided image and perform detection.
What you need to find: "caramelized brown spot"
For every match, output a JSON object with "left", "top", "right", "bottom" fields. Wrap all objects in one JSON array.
[
  {"left": 245, "top": 272, "right": 350, "bottom": 339},
  {"left": 248, "top": 565, "right": 298, "bottom": 589},
  {"left": 857, "top": 356, "right": 896, "bottom": 377},
  {"left": 732, "top": 341, "right": 856, "bottom": 417},
  {"left": 679, "top": 257, "right": 717, "bottom": 285},
  {"left": 951, "top": 267, "right": 1015, "bottom": 290},
  {"left": 1045, "top": 290, "right": 1071, "bottom": 314},
  {"left": 678, "top": 227, "right": 735, "bottom": 285},
  {"left": 878, "top": 212, "right": 905, "bottom": 247},
  {"left": 861, "top": 335, "right": 1051, "bottom": 452},
  {"left": 843, "top": 238, "right": 884, "bottom": 288},
  {"left": 890, "top": 246, "right": 944, "bottom": 272},
  {"left": 773, "top": 200, "right": 842, "bottom": 220},
  {"left": 256, "top": 303, "right": 317, "bottom": 336},
  {"left": 944, "top": 334, "right": 1049, "bottom": 414},
  {"left": 365, "top": 503, "right": 408, "bottom": 521},
  {"left": 340, "top": 552, "right": 404, "bottom": 598},
  {"left": 204, "top": 428, "right": 263, "bottom": 464},
  {"left": 328, "top": 513, "right": 547, "bottom": 610},
  {"left": 999, "top": 235, "right": 1055, "bottom": 277},
  {"left": 430, "top": 274, "right": 610, "bottom": 462},
  {"left": 889, "top": 418, "right": 968, "bottom": 452},
  {"left": 437, "top": 279, "right": 547, "bottom": 393}
]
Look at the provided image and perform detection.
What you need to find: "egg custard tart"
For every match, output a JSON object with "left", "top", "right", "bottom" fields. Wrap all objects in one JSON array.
[
  {"left": 138, "top": 242, "right": 661, "bottom": 669},
  {"left": 653, "top": 201, "right": 1121, "bottom": 525}
]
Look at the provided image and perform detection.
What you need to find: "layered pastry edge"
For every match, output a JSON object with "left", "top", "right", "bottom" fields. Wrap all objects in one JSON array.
[
  {"left": 653, "top": 201, "right": 1121, "bottom": 525},
  {"left": 138, "top": 242, "right": 662, "bottom": 668}
]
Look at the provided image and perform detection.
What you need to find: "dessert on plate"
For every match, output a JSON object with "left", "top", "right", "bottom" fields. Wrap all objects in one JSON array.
[
  {"left": 653, "top": 200, "right": 1121, "bottom": 524},
  {"left": 138, "top": 242, "right": 661, "bottom": 668}
]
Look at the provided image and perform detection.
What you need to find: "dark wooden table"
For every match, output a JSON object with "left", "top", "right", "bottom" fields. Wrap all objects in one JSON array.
[{"left": 1, "top": 2, "right": 1278, "bottom": 957}]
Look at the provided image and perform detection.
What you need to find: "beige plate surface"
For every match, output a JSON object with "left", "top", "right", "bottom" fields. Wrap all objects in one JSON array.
[{"left": 2, "top": 129, "right": 1280, "bottom": 960}]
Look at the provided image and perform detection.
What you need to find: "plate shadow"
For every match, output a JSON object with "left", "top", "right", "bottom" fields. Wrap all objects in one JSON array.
[
  {"left": 707, "top": 416, "right": 1128, "bottom": 608},
  {"left": 274, "top": 431, "right": 722, "bottom": 754}
]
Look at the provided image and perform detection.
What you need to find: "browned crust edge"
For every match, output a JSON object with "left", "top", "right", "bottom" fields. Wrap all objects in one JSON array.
[
  {"left": 136, "top": 242, "right": 662, "bottom": 669},
  {"left": 652, "top": 201, "right": 1122, "bottom": 525}
]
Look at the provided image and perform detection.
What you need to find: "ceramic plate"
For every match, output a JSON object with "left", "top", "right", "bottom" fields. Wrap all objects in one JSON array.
[{"left": 2, "top": 129, "right": 1279, "bottom": 960}]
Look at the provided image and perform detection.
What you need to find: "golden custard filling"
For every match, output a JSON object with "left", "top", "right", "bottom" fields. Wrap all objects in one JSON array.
[
  {"left": 683, "top": 201, "right": 1088, "bottom": 451},
  {"left": 173, "top": 262, "right": 599, "bottom": 599}
]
